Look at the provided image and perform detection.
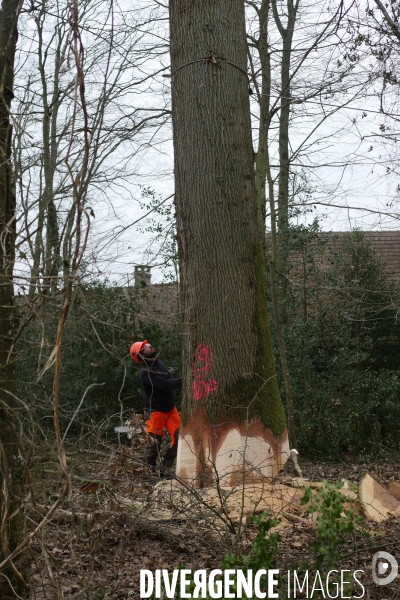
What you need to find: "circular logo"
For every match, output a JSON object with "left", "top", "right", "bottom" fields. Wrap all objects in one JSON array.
[{"left": 372, "top": 551, "right": 398, "bottom": 586}]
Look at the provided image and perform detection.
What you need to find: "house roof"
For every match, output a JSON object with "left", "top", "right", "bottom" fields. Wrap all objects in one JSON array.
[
  {"left": 138, "top": 231, "right": 400, "bottom": 323},
  {"left": 310, "top": 231, "right": 400, "bottom": 284},
  {"left": 265, "top": 230, "right": 400, "bottom": 285},
  {"left": 135, "top": 282, "right": 179, "bottom": 326}
]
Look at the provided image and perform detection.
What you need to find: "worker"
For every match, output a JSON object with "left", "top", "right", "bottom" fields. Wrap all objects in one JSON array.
[{"left": 130, "top": 340, "right": 182, "bottom": 478}]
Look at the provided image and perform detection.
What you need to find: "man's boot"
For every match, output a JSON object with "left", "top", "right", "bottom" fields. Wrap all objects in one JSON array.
[
  {"left": 143, "top": 433, "right": 162, "bottom": 475},
  {"left": 159, "top": 429, "right": 179, "bottom": 478}
]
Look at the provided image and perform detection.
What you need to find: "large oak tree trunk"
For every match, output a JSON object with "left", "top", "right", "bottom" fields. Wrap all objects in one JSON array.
[{"left": 170, "top": 0, "right": 289, "bottom": 486}]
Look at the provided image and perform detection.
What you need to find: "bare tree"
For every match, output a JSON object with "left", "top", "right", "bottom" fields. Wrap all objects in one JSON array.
[
  {"left": 0, "top": 1, "right": 173, "bottom": 591},
  {"left": 13, "top": 0, "right": 171, "bottom": 299},
  {"left": 246, "top": 0, "right": 374, "bottom": 446},
  {"left": 350, "top": 0, "right": 400, "bottom": 207}
]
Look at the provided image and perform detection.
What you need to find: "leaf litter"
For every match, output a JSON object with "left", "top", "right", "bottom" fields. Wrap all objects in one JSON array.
[{"left": 28, "top": 438, "right": 400, "bottom": 599}]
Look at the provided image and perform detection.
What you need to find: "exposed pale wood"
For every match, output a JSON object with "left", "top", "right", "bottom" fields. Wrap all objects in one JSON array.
[
  {"left": 387, "top": 481, "right": 400, "bottom": 501},
  {"left": 359, "top": 473, "right": 400, "bottom": 523},
  {"left": 176, "top": 421, "right": 290, "bottom": 487}
]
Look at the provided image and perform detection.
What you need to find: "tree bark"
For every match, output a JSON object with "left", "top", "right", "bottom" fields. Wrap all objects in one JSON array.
[
  {"left": 170, "top": 0, "right": 289, "bottom": 486},
  {"left": 254, "top": 0, "right": 271, "bottom": 249},
  {"left": 271, "top": 0, "right": 297, "bottom": 327},
  {"left": 266, "top": 140, "right": 298, "bottom": 449},
  {"left": 0, "top": 0, "right": 28, "bottom": 594},
  {"left": 29, "top": 4, "right": 65, "bottom": 297},
  {"left": 247, "top": 0, "right": 298, "bottom": 448}
]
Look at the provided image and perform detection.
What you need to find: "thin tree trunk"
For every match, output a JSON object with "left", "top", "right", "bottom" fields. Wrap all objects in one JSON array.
[
  {"left": 299, "top": 245, "right": 310, "bottom": 440},
  {"left": 252, "top": 0, "right": 298, "bottom": 448},
  {"left": 271, "top": 0, "right": 297, "bottom": 327},
  {"left": 0, "top": 0, "right": 28, "bottom": 594},
  {"left": 37, "top": 3, "right": 63, "bottom": 293},
  {"left": 265, "top": 143, "right": 298, "bottom": 449},
  {"left": 170, "top": 0, "right": 289, "bottom": 487},
  {"left": 254, "top": 0, "right": 271, "bottom": 250}
]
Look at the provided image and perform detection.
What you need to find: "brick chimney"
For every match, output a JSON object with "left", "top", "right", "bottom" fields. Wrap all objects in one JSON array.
[{"left": 134, "top": 265, "right": 151, "bottom": 287}]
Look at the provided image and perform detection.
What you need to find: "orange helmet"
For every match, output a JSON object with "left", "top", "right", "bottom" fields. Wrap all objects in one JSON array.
[{"left": 130, "top": 340, "right": 147, "bottom": 363}]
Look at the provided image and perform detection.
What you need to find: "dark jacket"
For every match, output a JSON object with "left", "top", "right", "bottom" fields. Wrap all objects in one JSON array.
[{"left": 139, "top": 358, "right": 182, "bottom": 413}]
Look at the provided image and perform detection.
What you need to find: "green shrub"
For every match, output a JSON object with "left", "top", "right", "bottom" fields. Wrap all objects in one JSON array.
[
  {"left": 272, "top": 227, "right": 400, "bottom": 457},
  {"left": 16, "top": 281, "right": 182, "bottom": 438},
  {"left": 300, "top": 480, "right": 361, "bottom": 570}
]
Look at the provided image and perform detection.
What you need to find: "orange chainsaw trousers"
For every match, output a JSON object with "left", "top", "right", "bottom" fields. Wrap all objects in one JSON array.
[{"left": 144, "top": 406, "right": 180, "bottom": 445}]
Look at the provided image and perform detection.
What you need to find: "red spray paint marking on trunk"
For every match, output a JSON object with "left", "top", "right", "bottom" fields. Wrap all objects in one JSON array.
[{"left": 192, "top": 343, "right": 218, "bottom": 400}]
